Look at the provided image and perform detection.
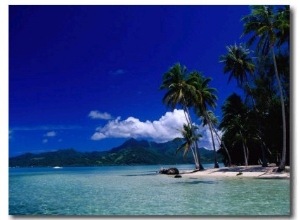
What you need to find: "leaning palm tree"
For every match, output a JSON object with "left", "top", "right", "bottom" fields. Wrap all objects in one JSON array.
[
  {"left": 241, "top": 5, "right": 290, "bottom": 171},
  {"left": 159, "top": 63, "right": 204, "bottom": 170},
  {"left": 219, "top": 43, "right": 268, "bottom": 167},
  {"left": 174, "top": 124, "right": 202, "bottom": 161},
  {"left": 187, "top": 71, "right": 219, "bottom": 168}
]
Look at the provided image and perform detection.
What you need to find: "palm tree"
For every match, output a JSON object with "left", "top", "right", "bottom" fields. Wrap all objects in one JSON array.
[
  {"left": 220, "top": 93, "right": 249, "bottom": 166},
  {"left": 187, "top": 71, "right": 219, "bottom": 168},
  {"left": 219, "top": 43, "right": 268, "bottom": 167},
  {"left": 174, "top": 124, "right": 202, "bottom": 160},
  {"left": 275, "top": 6, "right": 290, "bottom": 49},
  {"left": 188, "top": 71, "right": 218, "bottom": 112},
  {"left": 241, "top": 5, "right": 290, "bottom": 171},
  {"left": 220, "top": 43, "right": 255, "bottom": 86},
  {"left": 159, "top": 63, "right": 204, "bottom": 170}
]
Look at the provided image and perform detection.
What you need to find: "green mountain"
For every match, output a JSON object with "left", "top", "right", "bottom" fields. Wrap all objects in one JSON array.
[{"left": 9, "top": 138, "right": 223, "bottom": 167}]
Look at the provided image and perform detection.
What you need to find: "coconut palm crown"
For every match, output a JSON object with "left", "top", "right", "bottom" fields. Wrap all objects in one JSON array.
[{"left": 220, "top": 43, "right": 255, "bottom": 87}]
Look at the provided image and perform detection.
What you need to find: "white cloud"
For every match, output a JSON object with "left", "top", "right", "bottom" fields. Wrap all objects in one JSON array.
[
  {"left": 91, "top": 109, "right": 186, "bottom": 142},
  {"left": 42, "top": 139, "right": 48, "bottom": 143},
  {"left": 88, "top": 110, "right": 112, "bottom": 120},
  {"left": 44, "top": 131, "right": 56, "bottom": 137},
  {"left": 91, "top": 109, "right": 223, "bottom": 151}
]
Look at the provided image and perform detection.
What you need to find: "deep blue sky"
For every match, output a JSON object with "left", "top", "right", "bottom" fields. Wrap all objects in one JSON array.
[{"left": 9, "top": 5, "right": 252, "bottom": 156}]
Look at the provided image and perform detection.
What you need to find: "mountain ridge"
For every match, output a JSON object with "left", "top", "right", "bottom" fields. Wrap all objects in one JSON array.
[{"left": 9, "top": 138, "right": 223, "bottom": 167}]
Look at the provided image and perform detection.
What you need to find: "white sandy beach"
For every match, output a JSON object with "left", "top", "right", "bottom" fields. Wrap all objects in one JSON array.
[{"left": 180, "top": 165, "right": 290, "bottom": 179}]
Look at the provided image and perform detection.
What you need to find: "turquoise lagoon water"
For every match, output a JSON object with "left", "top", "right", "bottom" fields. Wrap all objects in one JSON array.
[{"left": 9, "top": 164, "right": 290, "bottom": 216}]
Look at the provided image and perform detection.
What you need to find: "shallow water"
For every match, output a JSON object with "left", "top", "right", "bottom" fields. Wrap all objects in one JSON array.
[{"left": 9, "top": 164, "right": 290, "bottom": 216}]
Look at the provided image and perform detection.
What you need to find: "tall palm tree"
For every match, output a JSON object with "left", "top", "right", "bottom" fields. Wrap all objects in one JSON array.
[
  {"left": 174, "top": 124, "right": 202, "bottom": 160},
  {"left": 219, "top": 43, "right": 268, "bottom": 167},
  {"left": 241, "top": 5, "right": 290, "bottom": 171},
  {"left": 220, "top": 93, "right": 249, "bottom": 166},
  {"left": 187, "top": 71, "right": 219, "bottom": 168},
  {"left": 159, "top": 63, "right": 204, "bottom": 170}
]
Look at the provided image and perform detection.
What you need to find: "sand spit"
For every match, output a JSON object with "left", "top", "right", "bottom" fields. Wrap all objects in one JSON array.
[{"left": 180, "top": 165, "right": 290, "bottom": 179}]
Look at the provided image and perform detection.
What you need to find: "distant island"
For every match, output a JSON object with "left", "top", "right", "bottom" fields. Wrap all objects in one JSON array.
[{"left": 9, "top": 138, "right": 223, "bottom": 167}]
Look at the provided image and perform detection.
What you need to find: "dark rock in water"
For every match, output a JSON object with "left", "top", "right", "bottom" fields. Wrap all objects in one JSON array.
[
  {"left": 158, "top": 167, "right": 167, "bottom": 174},
  {"left": 167, "top": 167, "right": 179, "bottom": 174},
  {"left": 174, "top": 174, "right": 182, "bottom": 178},
  {"left": 159, "top": 167, "right": 179, "bottom": 175}
]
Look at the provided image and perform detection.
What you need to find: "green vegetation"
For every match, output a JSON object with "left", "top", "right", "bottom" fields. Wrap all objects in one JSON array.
[
  {"left": 160, "top": 5, "right": 289, "bottom": 170},
  {"left": 9, "top": 138, "right": 222, "bottom": 167},
  {"left": 159, "top": 63, "right": 203, "bottom": 170},
  {"left": 160, "top": 64, "right": 219, "bottom": 170},
  {"left": 174, "top": 124, "right": 202, "bottom": 160},
  {"left": 241, "top": 5, "right": 289, "bottom": 171}
]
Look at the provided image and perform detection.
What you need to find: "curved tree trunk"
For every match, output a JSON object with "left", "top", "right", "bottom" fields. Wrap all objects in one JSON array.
[
  {"left": 182, "top": 95, "right": 204, "bottom": 170},
  {"left": 211, "top": 125, "right": 232, "bottom": 167},
  {"left": 221, "top": 141, "right": 232, "bottom": 167},
  {"left": 205, "top": 113, "right": 219, "bottom": 168},
  {"left": 239, "top": 130, "right": 248, "bottom": 166},
  {"left": 272, "top": 48, "right": 287, "bottom": 171},
  {"left": 209, "top": 123, "right": 219, "bottom": 168},
  {"left": 184, "top": 105, "right": 204, "bottom": 170},
  {"left": 182, "top": 109, "right": 198, "bottom": 166},
  {"left": 210, "top": 125, "right": 232, "bottom": 166}
]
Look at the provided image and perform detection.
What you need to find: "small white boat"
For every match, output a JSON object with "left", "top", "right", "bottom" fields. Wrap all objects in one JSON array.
[{"left": 53, "top": 166, "right": 62, "bottom": 169}]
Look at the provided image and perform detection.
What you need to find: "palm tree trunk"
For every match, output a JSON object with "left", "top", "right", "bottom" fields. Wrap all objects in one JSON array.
[
  {"left": 239, "top": 130, "right": 248, "bottom": 166},
  {"left": 246, "top": 146, "right": 249, "bottom": 163},
  {"left": 182, "top": 109, "right": 198, "bottom": 166},
  {"left": 183, "top": 104, "right": 204, "bottom": 170},
  {"left": 209, "top": 124, "right": 219, "bottom": 168},
  {"left": 246, "top": 81, "right": 268, "bottom": 167},
  {"left": 205, "top": 113, "right": 219, "bottom": 168},
  {"left": 221, "top": 141, "right": 232, "bottom": 167},
  {"left": 272, "top": 48, "right": 287, "bottom": 171},
  {"left": 182, "top": 104, "right": 203, "bottom": 170},
  {"left": 210, "top": 126, "right": 232, "bottom": 167}
]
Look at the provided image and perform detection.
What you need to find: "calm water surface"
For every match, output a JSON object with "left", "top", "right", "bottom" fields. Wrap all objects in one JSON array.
[{"left": 9, "top": 164, "right": 290, "bottom": 216}]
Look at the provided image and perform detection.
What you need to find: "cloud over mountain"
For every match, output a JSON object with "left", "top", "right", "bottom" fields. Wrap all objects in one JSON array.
[
  {"left": 90, "top": 109, "right": 222, "bottom": 151},
  {"left": 91, "top": 109, "right": 186, "bottom": 143}
]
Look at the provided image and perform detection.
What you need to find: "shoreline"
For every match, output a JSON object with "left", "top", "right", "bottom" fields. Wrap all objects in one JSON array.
[{"left": 179, "top": 165, "right": 290, "bottom": 179}]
